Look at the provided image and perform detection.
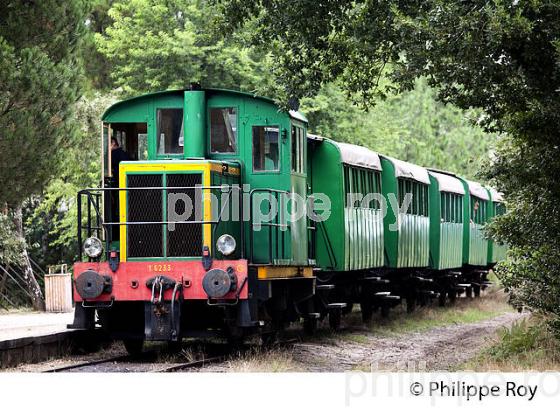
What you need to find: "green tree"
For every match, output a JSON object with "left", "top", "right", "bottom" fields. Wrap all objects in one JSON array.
[
  {"left": 302, "top": 79, "right": 495, "bottom": 180},
  {"left": 0, "top": 0, "right": 89, "bottom": 309},
  {"left": 82, "top": 0, "right": 116, "bottom": 90},
  {"left": 96, "top": 0, "right": 272, "bottom": 95},
  {"left": 219, "top": 1, "right": 560, "bottom": 325},
  {"left": 26, "top": 94, "right": 116, "bottom": 269},
  {"left": 0, "top": 213, "right": 23, "bottom": 267}
]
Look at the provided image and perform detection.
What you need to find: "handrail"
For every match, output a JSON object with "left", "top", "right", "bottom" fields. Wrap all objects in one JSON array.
[
  {"left": 249, "top": 188, "right": 290, "bottom": 264},
  {"left": 77, "top": 185, "right": 242, "bottom": 261},
  {"left": 318, "top": 220, "right": 337, "bottom": 269}
]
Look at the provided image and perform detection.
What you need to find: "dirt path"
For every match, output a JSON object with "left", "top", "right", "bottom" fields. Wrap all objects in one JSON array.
[
  {"left": 290, "top": 312, "right": 527, "bottom": 372},
  {"left": 202, "top": 310, "right": 527, "bottom": 372}
]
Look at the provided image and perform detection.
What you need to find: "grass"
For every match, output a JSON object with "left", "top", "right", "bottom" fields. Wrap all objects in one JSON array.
[
  {"left": 222, "top": 347, "right": 303, "bottom": 372},
  {"left": 335, "top": 289, "right": 513, "bottom": 341},
  {"left": 0, "top": 306, "right": 34, "bottom": 315},
  {"left": 341, "top": 334, "right": 370, "bottom": 344},
  {"left": 462, "top": 316, "right": 560, "bottom": 371}
]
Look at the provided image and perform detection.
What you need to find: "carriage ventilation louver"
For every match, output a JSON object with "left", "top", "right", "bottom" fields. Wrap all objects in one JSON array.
[{"left": 127, "top": 173, "right": 203, "bottom": 258}]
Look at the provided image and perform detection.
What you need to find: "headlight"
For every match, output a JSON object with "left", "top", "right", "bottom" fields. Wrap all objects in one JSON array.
[
  {"left": 83, "top": 237, "right": 103, "bottom": 258},
  {"left": 216, "top": 234, "right": 236, "bottom": 256}
]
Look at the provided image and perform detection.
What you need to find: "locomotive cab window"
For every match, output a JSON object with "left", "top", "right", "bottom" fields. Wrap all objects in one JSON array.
[
  {"left": 252, "top": 126, "right": 280, "bottom": 172},
  {"left": 210, "top": 107, "right": 237, "bottom": 153},
  {"left": 291, "top": 125, "right": 305, "bottom": 174},
  {"left": 105, "top": 122, "right": 148, "bottom": 178},
  {"left": 157, "top": 108, "right": 184, "bottom": 155}
]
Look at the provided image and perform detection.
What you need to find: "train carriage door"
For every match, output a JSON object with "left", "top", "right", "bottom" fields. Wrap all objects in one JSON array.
[
  {"left": 290, "top": 122, "right": 308, "bottom": 265},
  {"left": 246, "top": 114, "right": 289, "bottom": 264}
]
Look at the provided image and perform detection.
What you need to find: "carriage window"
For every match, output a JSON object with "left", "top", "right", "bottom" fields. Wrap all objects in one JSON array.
[
  {"left": 252, "top": 126, "right": 279, "bottom": 171},
  {"left": 157, "top": 108, "right": 183, "bottom": 155},
  {"left": 210, "top": 108, "right": 237, "bottom": 153}
]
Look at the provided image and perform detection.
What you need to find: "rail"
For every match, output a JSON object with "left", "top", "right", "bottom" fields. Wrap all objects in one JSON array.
[{"left": 248, "top": 188, "right": 291, "bottom": 264}]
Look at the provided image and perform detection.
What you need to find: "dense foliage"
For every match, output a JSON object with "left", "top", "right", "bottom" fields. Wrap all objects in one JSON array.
[
  {"left": 0, "top": 214, "right": 22, "bottom": 266},
  {"left": 96, "top": 0, "right": 272, "bottom": 95},
  {"left": 0, "top": 0, "right": 88, "bottom": 206},
  {"left": 26, "top": 94, "right": 115, "bottom": 268},
  {"left": 302, "top": 79, "right": 495, "bottom": 180},
  {"left": 0, "top": 0, "right": 90, "bottom": 309}
]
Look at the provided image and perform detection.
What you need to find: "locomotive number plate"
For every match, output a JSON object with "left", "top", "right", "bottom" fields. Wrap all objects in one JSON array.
[{"left": 148, "top": 264, "right": 172, "bottom": 272}]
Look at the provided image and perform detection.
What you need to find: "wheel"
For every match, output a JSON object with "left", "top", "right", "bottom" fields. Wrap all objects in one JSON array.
[
  {"left": 329, "top": 309, "right": 342, "bottom": 331},
  {"left": 466, "top": 286, "right": 473, "bottom": 299},
  {"left": 406, "top": 297, "right": 416, "bottom": 313},
  {"left": 123, "top": 338, "right": 144, "bottom": 356},
  {"left": 380, "top": 305, "right": 390, "bottom": 319},
  {"left": 342, "top": 302, "right": 354, "bottom": 315},
  {"left": 167, "top": 340, "right": 183, "bottom": 353},
  {"left": 360, "top": 301, "right": 373, "bottom": 324},
  {"left": 473, "top": 284, "right": 481, "bottom": 297},
  {"left": 261, "top": 330, "right": 278, "bottom": 346},
  {"left": 438, "top": 291, "right": 446, "bottom": 307},
  {"left": 225, "top": 324, "right": 245, "bottom": 347},
  {"left": 74, "top": 334, "right": 103, "bottom": 354},
  {"left": 303, "top": 317, "right": 318, "bottom": 335},
  {"left": 448, "top": 290, "right": 457, "bottom": 304}
]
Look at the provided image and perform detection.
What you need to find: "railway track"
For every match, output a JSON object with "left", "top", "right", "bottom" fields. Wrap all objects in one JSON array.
[
  {"left": 42, "top": 338, "right": 297, "bottom": 373},
  {"left": 157, "top": 354, "right": 228, "bottom": 372},
  {"left": 44, "top": 354, "right": 135, "bottom": 373},
  {"left": 43, "top": 350, "right": 159, "bottom": 373}
]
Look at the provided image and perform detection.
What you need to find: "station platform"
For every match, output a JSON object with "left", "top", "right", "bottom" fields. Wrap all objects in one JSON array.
[
  {"left": 0, "top": 310, "right": 82, "bottom": 369},
  {"left": 0, "top": 310, "right": 74, "bottom": 342}
]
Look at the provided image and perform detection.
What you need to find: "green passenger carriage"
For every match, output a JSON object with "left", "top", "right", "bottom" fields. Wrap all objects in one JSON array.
[
  {"left": 309, "top": 137, "right": 384, "bottom": 272},
  {"left": 380, "top": 156, "right": 430, "bottom": 269},
  {"left": 456, "top": 178, "right": 493, "bottom": 297},
  {"left": 427, "top": 170, "right": 464, "bottom": 271},
  {"left": 460, "top": 179, "right": 491, "bottom": 267}
]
